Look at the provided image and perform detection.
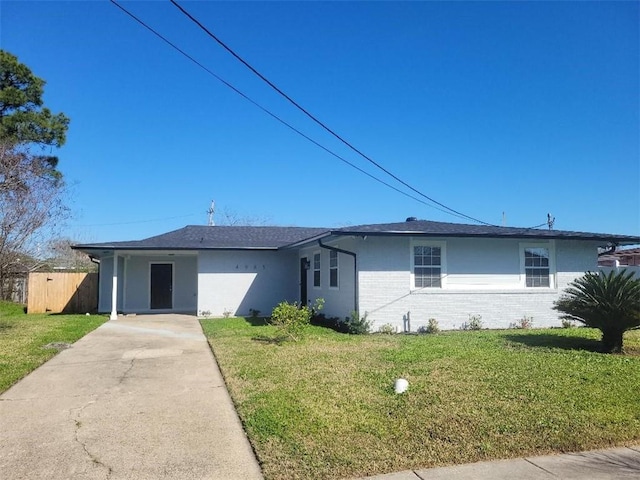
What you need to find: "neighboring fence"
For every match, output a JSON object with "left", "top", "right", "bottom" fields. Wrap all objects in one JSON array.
[
  {"left": 1, "top": 275, "right": 27, "bottom": 304},
  {"left": 27, "top": 272, "right": 98, "bottom": 314},
  {"left": 597, "top": 266, "right": 640, "bottom": 278}
]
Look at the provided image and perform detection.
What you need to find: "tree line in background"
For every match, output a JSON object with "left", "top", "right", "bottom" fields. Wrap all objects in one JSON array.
[{"left": 0, "top": 50, "right": 94, "bottom": 301}]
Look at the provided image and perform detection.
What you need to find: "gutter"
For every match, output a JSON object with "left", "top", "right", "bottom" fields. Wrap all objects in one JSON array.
[{"left": 318, "top": 238, "right": 358, "bottom": 315}]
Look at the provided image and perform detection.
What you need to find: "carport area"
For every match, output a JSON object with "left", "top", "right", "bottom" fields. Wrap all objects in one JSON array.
[{"left": 0, "top": 314, "right": 263, "bottom": 480}]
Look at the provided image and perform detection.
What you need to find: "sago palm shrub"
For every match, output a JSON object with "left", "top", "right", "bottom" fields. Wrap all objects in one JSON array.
[{"left": 553, "top": 269, "right": 640, "bottom": 353}]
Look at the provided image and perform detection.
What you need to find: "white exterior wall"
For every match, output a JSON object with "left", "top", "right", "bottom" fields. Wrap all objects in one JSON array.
[
  {"left": 123, "top": 255, "right": 197, "bottom": 313},
  {"left": 299, "top": 237, "right": 357, "bottom": 319},
  {"left": 197, "top": 250, "right": 298, "bottom": 317},
  {"left": 355, "top": 236, "right": 601, "bottom": 332}
]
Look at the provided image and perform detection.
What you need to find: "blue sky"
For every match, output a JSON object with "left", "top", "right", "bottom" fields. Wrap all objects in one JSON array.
[{"left": 2, "top": 0, "right": 638, "bottom": 242}]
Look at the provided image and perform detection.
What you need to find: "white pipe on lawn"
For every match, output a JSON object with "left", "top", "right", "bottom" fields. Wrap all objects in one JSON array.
[{"left": 394, "top": 378, "right": 409, "bottom": 394}]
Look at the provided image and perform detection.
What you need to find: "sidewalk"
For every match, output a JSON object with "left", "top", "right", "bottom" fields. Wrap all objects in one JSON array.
[
  {"left": 0, "top": 314, "right": 263, "bottom": 480},
  {"left": 359, "top": 445, "right": 640, "bottom": 480}
]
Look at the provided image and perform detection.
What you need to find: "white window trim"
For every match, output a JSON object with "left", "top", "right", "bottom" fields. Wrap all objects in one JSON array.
[
  {"left": 519, "top": 241, "right": 556, "bottom": 289},
  {"left": 329, "top": 250, "right": 339, "bottom": 290},
  {"left": 410, "top": 240, "right": 447, "bottom": 290},
  {"left": 312, "top": 251, "right": 321, "bottom": 289}
]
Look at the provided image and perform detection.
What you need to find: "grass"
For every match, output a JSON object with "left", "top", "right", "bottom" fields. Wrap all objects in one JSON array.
[
  {"left": 201, "top": 318, "right": 640, "bottom": 480},
  {"left": 0, "top": 301, "right": 107, "bottom": 393}
]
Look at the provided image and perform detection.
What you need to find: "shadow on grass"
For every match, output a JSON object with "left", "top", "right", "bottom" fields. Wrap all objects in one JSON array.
[
  {"left": 251, "top": 334, "right": 287, "bottom": 345},
  {"left": 504, "top": 333, "right": 602, "bottom": 353},
  {"left": 243, "top": 316, "right": 270, "bottom": 327},
  {"left": 0, "top": 320, "right": 14, "bottom": 331}
]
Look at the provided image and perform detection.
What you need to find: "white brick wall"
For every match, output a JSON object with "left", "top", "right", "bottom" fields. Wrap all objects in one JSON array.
[
  {"left": 96, "top": 236, "right": 605, "bottom": 326},
  {"left": 344, "top": 236, "right": 601, "bottom": 331}
]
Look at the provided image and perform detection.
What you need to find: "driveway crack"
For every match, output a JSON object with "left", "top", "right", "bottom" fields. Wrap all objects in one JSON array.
[
  {"left": 118, "top": 358, "right": 136, "bottom": 385},
  {"left": 73, "top": 418, "right": 113, "bottom": 477},
  {"left": 70, "top": 397, "right": 113, "bottom": 478},
  {"left": 66, "top": 358, "right": 135, "bottom": 478}
]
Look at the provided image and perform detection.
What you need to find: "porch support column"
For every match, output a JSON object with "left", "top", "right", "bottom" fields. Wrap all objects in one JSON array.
[{"left": 110, "top": 252, "right": 118, "bottom": 320}]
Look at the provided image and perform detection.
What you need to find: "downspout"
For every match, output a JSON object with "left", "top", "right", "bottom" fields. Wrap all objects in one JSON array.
[{"left": 318, "top": 239, "right": 358, "bottom": 315}]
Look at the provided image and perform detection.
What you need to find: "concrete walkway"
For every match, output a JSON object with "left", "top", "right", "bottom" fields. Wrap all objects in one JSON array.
[
  {"left": 359, "top": 445, "right": 640, "bottom": 479},
  {"left": 0, "top": 314, "right": 263, "bottom": 480}
]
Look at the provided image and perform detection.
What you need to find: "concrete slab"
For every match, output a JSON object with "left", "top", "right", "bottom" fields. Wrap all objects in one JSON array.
[
  {"left": 360, "top": 446, "right": 640, "bottom": 480},
  {"left": 528, "top": 446, "right": 640, "bottom": 479},
  {"left": 412, "top": 458, "right": 553, "bottom": 480},
  {"left": 0, "top": 315, "right": 263, "bottom": 480},
  {"left": 358, "top": 471, "right": 421, "bottom": 480}
]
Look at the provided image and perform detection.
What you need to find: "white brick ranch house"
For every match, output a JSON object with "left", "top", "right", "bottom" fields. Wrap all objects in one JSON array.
[{"left": 73, "top": 219, "right": 639, "bottom": 331}]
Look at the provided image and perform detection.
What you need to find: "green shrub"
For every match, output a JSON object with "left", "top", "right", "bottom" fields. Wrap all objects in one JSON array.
[
  {"left": 561, "top": 318, "right": 575, "bottom": 329},
  {"left": 311, "top": 311, "right": 371, "bottom": 335},
  {"left": 343, "top": 311, "right": 372, "bottom": 335},
  {"left": 420, "top": 318, "right": 440, "bottom": 334},
  {"left": 509, "top": 315, "right": 533, "bottom": 329},
  {"left": 378, "top": 323, "right": 396, "bottom": 334},
  {"left": 310, "top": 313, "right": 347, "bottom": 333},
  {"left": 270, "top": 298, "right": 323, "bottom": 341},
  {"left": 553, "top": 269, "right": 640, "bottom": 353},
  {"left": 461, "top": 314, "right": 483, "bottom": 331}
]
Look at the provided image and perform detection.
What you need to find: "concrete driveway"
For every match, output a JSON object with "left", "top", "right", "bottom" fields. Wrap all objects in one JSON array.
[{"left": 0, "top": 314, "right": 263, "bottom": 480}]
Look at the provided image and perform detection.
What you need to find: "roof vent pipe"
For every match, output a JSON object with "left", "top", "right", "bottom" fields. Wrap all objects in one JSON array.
[{"left": 406, "top": 217, "right": 418, "bottom": 222}]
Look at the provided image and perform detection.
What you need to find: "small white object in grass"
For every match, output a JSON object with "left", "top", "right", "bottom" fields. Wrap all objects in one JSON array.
[
  {"left": 394, "top": 378, "right": 409, "bottom": 394},
  {"left": 85, "top": 313, "right": 90, "bottom": 316}
]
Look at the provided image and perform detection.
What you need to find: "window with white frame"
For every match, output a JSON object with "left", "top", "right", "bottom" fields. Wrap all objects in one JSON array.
[
  {"left": 524, "top": 247, "right": 550, "bottom": 287},
  {"left": 313, "top": 253, "right": 321, "bottom": 287},
  {"left": 413, "top": 245, "right": 442, "bottom": 288},
  {"left": 329, "top": 250, "right": 338, "bottom": 288}
]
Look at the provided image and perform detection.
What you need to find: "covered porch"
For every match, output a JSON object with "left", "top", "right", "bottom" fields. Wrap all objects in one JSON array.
[{"left": 97, "top": 250, "right": 198, "bottom": 319}]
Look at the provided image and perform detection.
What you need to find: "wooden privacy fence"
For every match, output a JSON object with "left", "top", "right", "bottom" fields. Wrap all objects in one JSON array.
[{"left": 27, "top": 272, "right": 98, "bottom": 314}]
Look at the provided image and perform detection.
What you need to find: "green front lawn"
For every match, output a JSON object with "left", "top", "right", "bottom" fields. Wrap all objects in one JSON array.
[
  {"left": 0, "top": 301, "right": 107, "bottom": 393},
  {"left": 201, "top": 318, "right": 640, "bottom": 480}
]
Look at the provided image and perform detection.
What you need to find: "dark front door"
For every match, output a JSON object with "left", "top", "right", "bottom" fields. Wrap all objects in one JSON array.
[
  {"left": 150, "top": 263, "right": 173, "bottom": 309},
  {"left": 300, "top": 257, "right": 308, "bottom": 307}
]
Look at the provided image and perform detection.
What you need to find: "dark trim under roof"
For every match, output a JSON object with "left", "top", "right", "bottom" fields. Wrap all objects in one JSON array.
[
  {"left": 73, "top": 220, "right": 640, "bottom": 253},
  {"left": 73, "top": 225, "right": 329, "bottom": 251},
  {"left": 329, "top": 220, "right": 640, "bottom": 243}
]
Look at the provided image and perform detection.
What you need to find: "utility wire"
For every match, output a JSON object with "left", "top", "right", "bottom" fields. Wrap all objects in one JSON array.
[
  {"left": 110, "top": 0, "right": 472, "bottom": 221},
  {"left": 169, "top": 0, "right": 495, "bottom": 227},
  {"left": 72, "top": 213, "right": 200, "bottom": 227}
]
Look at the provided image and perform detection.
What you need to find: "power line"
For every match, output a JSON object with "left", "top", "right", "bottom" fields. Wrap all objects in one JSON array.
[
  {"left": 169, "top": 0, "right": 495, "bottom": 227},
  {"left": 109, "top": 0, "right": 472, "bottom": 221},
  {"left": 527, "top": 213, "right": 555, "bottom": 230},
  {"left": 71, "top": 213, "right": 200, "bottom": 228}
]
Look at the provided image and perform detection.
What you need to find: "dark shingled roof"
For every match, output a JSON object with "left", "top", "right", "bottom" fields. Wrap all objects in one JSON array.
[
  {"left": 330, "top": 220, "right": 640, "bottom": 243},
  {"left": 73, "top": 220, "right": 639, "bottom": 253},
  {"left": 74, "top": 225, "right": 329, "bottom": 251}
]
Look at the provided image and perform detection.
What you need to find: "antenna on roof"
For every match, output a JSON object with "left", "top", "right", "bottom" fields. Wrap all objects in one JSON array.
[
  {"left": 207, "top": 200, "right": 215, "bottom": 226},
  {"left": 547, "top": 213, "right": 555, "bottom": 230}
]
